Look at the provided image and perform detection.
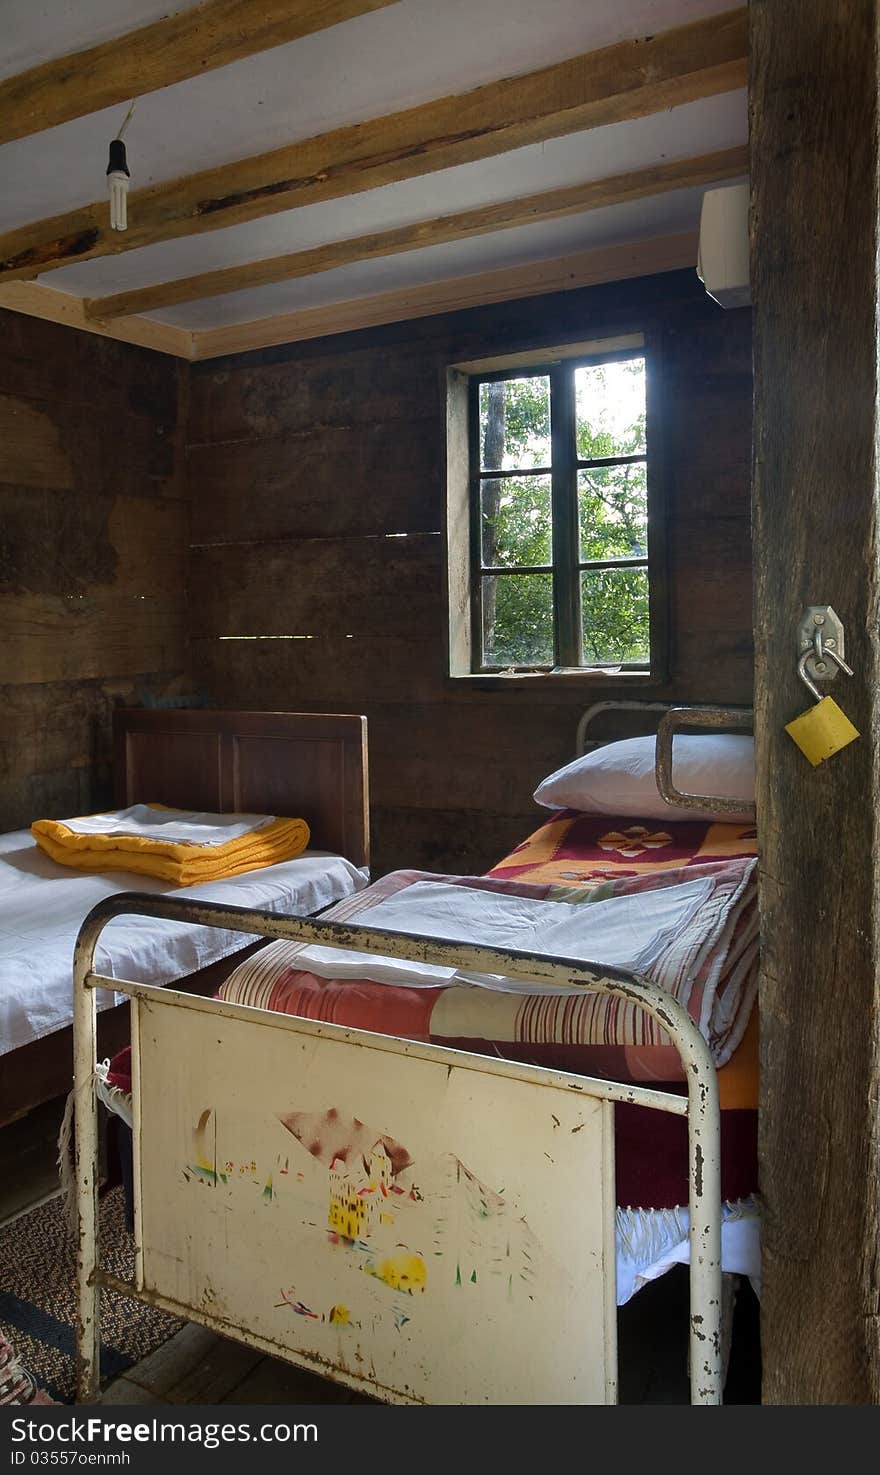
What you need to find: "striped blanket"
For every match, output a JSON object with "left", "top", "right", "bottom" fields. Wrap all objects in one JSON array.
[
  {"left": 103, "top": 826, "right": 760, "bottom": 1223},
  {"left": 218, "top": 859, "right": 758, "bottom": 1085}
]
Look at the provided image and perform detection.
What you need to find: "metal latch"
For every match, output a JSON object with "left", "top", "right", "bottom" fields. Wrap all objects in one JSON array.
[{"left": 797, "top": 606, "right": 848, "bottom": 687}]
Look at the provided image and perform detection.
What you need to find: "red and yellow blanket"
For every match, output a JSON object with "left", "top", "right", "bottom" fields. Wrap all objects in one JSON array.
[{"left": 489, "top": 808, "right": 758, "bottom": 885}]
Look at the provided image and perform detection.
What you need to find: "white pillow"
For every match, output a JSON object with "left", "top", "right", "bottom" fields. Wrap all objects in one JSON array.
[{"left": 533, "top": 734, "right": 755, "bottom": 824}]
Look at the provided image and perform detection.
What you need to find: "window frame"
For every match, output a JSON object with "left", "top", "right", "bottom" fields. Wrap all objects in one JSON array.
[{"left": 461, "top": 339, "right": 665, "bottom": 679}]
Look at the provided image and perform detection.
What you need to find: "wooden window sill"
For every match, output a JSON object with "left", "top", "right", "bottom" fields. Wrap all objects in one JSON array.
[{"left": 447, "top": 669, "right": 658, "bottom": 689}]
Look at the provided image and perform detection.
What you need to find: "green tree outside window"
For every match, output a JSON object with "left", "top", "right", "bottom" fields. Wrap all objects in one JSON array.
[{"left": 474, "top": 355, "right": 650, "bottom": 670}]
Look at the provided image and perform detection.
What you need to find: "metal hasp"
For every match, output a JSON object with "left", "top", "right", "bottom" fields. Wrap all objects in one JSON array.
[{"left": 798, "top": 606, "right": 846, "bottom": 685}]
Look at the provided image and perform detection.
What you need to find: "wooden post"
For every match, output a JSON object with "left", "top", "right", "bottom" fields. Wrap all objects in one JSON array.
[{"left": 751, "top": 0, "right": 880, "bottom": 1403}]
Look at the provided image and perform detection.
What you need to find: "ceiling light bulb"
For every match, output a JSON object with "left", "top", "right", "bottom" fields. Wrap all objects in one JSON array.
[{"left": 106, "top": 100, "right": 135, "bottom": 232}]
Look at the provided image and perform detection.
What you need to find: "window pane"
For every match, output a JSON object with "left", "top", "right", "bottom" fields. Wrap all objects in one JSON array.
[
  {"left": 479, "top": 375, "right": 551, "bottom": 470},
  {"left": 481, "top": 573, "right": 554, "bottom": 667},
  {"left": 578, "top": 463, "right": 647, "bottom": 561},
  {"left": 580, "top": 567, "right": 650, "bottom": 666},
  {"left": 575, "top": 357, "right": 646, "bottom": 460},
  {"left": 481, "top": 475, "right": 552, "bottom": 567}
]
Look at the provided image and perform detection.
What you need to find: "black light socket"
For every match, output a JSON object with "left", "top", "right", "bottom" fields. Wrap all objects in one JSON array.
[{"left": 106, "top": 138, "right": 130, "bottom": 177}]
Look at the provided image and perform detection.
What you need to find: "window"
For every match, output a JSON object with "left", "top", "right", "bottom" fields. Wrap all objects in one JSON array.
[{"left": 446, "top": 336, "right": 663, "bottom": 678}]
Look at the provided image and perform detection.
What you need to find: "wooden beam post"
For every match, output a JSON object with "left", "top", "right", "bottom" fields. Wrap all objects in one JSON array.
[{"left": 751, "top": 0, "right": 880, "bottom": 1403}]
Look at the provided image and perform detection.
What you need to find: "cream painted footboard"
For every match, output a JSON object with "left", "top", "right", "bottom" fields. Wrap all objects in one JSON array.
[{"left": 73, "top": 894, "right": 723, "bottom": 1406}]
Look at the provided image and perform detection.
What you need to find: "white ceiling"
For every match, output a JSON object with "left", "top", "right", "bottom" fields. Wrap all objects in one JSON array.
[{"left": 0, "top": 0, "right": 747, "bottom": 333}]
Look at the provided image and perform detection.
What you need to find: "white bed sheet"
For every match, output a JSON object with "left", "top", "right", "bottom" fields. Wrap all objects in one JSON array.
[
  {"left": 289, "top": 875, "right": 716, "bottom": 989},
  {"left": 616, "top": 1200, "right": 761, "bottom": 1305},
  {"left": 0, "top": 829, "right": 369, "bottom": 1055}
]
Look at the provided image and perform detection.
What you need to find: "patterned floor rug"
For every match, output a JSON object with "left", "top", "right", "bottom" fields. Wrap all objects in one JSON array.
[{"left": 0, "top": 1187, "right": 182, "bottom": 1403}]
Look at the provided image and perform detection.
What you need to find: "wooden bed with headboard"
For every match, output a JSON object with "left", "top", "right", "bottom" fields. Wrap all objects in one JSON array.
[
  {"left": 113, "top": 708, "right": 369, "bottom": 869},
  {"left": 0, "top": 708, "right": 369, "bottom": 1125}
]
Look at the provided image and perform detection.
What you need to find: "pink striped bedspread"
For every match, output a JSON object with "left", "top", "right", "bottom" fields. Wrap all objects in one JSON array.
[{"left": 218, "top": 860, "right": 758, "bottom": 1085}]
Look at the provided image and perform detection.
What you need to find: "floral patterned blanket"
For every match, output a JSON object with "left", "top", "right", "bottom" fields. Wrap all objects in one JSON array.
[{"left": 488, "top": 809, "right": 758, "bottom": 885}]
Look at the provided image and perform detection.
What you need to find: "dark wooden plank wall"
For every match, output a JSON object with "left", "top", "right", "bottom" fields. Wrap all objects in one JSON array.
[
  {"left": 187, "top": 271, "right": 753, "bottom": 876},
  {"left": 0, "top": 310, "right": 191, "bottom": 830},
  {"left": 188, "top": 269, "right": 745, "bottom": 873},
  {"left": 751, "top": 0, "right": 880, "bottom": 1403}
]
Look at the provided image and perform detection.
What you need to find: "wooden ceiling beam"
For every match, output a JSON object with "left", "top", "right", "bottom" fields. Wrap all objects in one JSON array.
[
  {"left": 0, "top": 0, "right": 402, "bottom": 147},
  {"left": 0, "top": 8, "right": 747, "bottom": 284},
  {"left": 0, "top": 280, "right": 193, "bottom": 358},
  {"left": 85, "top": 145, "right": 748, "bottom": 321},
  {"left": 188, "top": 230, "right": 699, "bottom": 361},
  {"left": 0, "top": 230, "right": 699, "bottom": 363}
]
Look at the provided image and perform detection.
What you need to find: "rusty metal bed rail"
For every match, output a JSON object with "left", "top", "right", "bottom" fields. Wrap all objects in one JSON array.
[
  {"left": 576, "top": 700, "right": 679, "bottom": 755},
  {"left": 73, "top": 893, "right": 723, "bottom": 1406},
  {"left": 576, "top": 699, "right": 755, "bottom": 821},
  {"left": 656, "top": 707, "right": 755, "bottom": 821}
]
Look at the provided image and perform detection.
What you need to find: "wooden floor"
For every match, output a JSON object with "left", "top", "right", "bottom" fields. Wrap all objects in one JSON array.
[
  {"left": 0, "top": 1095, "right": 761, "bottom": 1405},
  {"left": 98, "top": 1324, "right": 367, "bottom": 1406}
]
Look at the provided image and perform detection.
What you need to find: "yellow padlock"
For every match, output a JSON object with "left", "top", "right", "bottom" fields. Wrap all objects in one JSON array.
[{"left": 785, "top": 695, "right": 859, "bottom": 766}]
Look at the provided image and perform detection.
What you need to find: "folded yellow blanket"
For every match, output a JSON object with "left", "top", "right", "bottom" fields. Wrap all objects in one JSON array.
[{"left": 31, "top": 806, "right": 310, "bottom": 886}]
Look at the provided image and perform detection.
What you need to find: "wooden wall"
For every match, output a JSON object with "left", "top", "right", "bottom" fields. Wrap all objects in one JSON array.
[
  {"left": 184, "top": 270, "right": 752, "bottom": 877},
  {"left": 0, "top": 310, "right": 190, "bottom": 831}
]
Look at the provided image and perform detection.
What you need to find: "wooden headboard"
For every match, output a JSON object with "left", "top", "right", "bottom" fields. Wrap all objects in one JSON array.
[{"left": 113, "top": 709, "right": 369, "bottom": 869}]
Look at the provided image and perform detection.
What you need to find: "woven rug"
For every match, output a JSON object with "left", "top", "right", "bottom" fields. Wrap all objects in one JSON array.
[{"left": 0, "top": 1188, "right": 183, "bottom": 1403}]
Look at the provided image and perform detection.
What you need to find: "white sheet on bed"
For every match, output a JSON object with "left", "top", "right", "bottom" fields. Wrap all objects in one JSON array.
[
  {"left": 616, "top": 1199, "right": 761, "bottom": 1305},
  {"left": 0, "top": 829, "right": 369, "bottom": 1055},
  {"left": 288, "top": 875, "right": 717, "bottom": 990},
  {"left": 60, "top": 805, "right": 276, "bottom": 845}
]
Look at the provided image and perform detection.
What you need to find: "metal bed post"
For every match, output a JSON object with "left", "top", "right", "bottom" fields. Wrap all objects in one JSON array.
[
  {"left": 72, "top": 929, "right": 100, "bottom": 1402},
  {"left": 73, "top": 893, "right": 723, "bottom": 1405},
  {"left": 576, "top": 700, "right": 755, "bottom": 761},
  {"left": 575, "top": 700, "right": 677, "bottom": 755},
  {"left": 655, "top": 707, "right": 756, "bottom": 819}
]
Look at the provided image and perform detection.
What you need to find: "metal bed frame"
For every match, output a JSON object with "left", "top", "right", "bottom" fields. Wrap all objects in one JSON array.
[{"left": 72, "top": 703, "right": 753, "bottom": 1406}]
